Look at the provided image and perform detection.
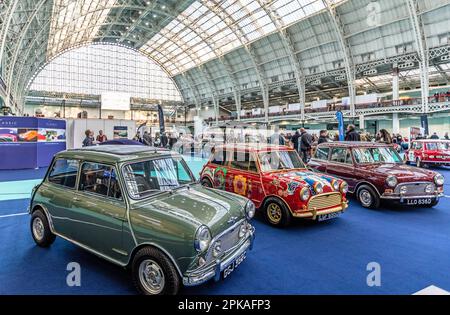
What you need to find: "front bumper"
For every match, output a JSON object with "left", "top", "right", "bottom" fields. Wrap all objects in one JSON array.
[
  {"left": 381, "top": 193, "right": 443, "bottom": 200},
  {"left": 421, "top": 160, "right": 450, "bottom": 165},
  {"left": 292, "top": 201, "right": 349, "bottom": 220},
  {"left": 182, "top": 225, "right": 255, "bottom": 287}
]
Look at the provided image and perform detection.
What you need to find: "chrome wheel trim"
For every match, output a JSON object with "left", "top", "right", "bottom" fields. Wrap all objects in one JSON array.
[
  {"left": 416, "top": 158, "right": 421, "bottom": 167},
  {"left": 138, "top": 259, "right": 165, "bottom": 295},
  {"left": 359, "top": 190, "right": 372, "bottom": 207},
  {"left": 267, "top": 203, "right": 282, "bottom": 224},
  {"left": 32, "top": 217, "right": 45, "bottom": 241}
]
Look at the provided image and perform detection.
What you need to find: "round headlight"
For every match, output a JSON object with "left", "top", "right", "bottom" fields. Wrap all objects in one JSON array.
[
  {"left": 194, "top": 225, "right": 211, "bottom": 252},
  {"left": 238, "top": 222, "right": 247, "bottom": 238},
  {"left": 434, "top": 174, "right": 445, "bottom": 186},
  {"left": 425, "top": 184, "right": 433, "bottom": 194},
  {"left": 300, "top": 187, "right": 311, "bottom": 201},
  {"left": 245, "top": 201, "right": 255, "bottom": 220},
  {"left": 314, "top": 182, "right": 324, "bottom": 194},
  {"left": 340, "top": 181, "right": 349, "bottom": 194},
  {"left": 386, "top": 175, "right": 398, "bottom": 188},
  {"left": 331, "top": 179, "right": 340, "bottom": 191}
]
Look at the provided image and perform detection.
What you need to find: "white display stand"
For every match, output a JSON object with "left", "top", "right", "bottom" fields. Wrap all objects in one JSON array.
[{"left": 66, "top": 118, "right": 137, "bottom": 149}]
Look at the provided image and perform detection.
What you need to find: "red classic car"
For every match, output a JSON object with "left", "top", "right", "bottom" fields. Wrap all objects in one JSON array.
[
  {"left": 200, "top": 144, "right": 349, "bottom": 227},
  {"left": 308, "top": 142, "right": 445, "bottom": 209},
  {"left": 405, "top": 139, "right": 450, "bottom": 168}
]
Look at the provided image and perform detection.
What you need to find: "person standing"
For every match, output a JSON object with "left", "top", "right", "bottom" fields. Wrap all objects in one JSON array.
[
  {"left": 444, "top": 132, "right": 449, "bottom": 140},
  {"left": 290, "top": 130, "right": 301, "bottom": 152},
  {"left": 160, "top": 132, "right": 169, "bottom": 148},
  {"left": 345, "top": 125, "right": 361, "bottom": 142},
  {"left": 378, "top": 129, "right": 393, "bottom": 144},
  {"left": 430, "top": 132, "right": 439, "bottom": 140},
  {"left": 318, "top": 130, "right": 329, "bottom": 144},
  {"left": 82, "top": 129, "right": 94, "bottom": 147},
  {"left": 299, "top": 128, "right": 313, "bottom": 162},
  {"left": 142, "top": 131, "right": 152, "bottom": 146},
  {"left": 96, "top": 130, "right": 107, "bottom": 143},
  {"left": 270, "top": 127, "right": 285, "bottom": 146}
]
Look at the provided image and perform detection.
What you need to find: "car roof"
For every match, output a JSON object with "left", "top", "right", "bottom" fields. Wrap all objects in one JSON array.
[
  {"left": 317, "top": 141, "right": 394, "bottom": 148},
  {"left": 56, "top": 145, "right": 173, "bottom": 164},
  {"left": 215, "top": 143, "right": 293, "bottom": 152}
]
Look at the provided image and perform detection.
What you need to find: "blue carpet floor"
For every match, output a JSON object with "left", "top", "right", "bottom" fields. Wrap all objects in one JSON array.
[{"left": 0, "top": 161, "right": 449, "bottom": 295}]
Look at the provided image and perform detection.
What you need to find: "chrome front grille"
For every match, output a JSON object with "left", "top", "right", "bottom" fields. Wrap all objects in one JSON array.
[
  {"left": 205, "top": 220, "right": 242, "bottom": 263},
  {"left": 394, "top": 182, "right": 436, "bottom": 196},
  {"left": 307, "top": 193, "right": 342, "bottom": 211}
]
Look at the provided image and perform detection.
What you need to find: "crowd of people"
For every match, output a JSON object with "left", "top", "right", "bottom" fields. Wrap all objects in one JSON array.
[{"left": 269, "top": 126, "right": 450, "bottom": 163}]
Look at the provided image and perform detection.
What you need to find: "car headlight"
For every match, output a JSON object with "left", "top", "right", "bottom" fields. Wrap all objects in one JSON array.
[
  {"left": 300, "top": 187, "right": 311, "bottom": 201},
  {"left": 434, "top": 174, "right": 445, "bottom": 186},
  {"left": 194, "top": 225, "right": 211, "bottom": 252},
  {"left": 425, "top": 184, "right": 433, "bottom": 194},
  {"left": 245, "top": 201, "right": 255, "bottom": 220},
  {"left": 386, "top": 175, "right": 398, "bottom": 188},
  {"left": 340, "top": 181, "right": 349, "bottom": 194},
  {"left": 314, "top": 182, "right": 324, "bottom": 194},
  {"left": 331, "top": 179, "right": 340, "bottom": 191}
]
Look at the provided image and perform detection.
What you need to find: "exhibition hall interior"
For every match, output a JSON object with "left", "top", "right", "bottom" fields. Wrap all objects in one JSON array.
[{"left": 1, "top": 0, "right": 450, "bottom": 297}]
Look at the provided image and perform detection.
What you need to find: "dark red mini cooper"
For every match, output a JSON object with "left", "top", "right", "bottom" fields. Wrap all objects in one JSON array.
[{"left": 308, "top": 142, "right": 445, "bottom": 209}]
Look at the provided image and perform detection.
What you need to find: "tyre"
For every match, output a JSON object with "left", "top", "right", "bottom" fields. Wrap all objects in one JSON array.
[
  {"left": 30, "top": 210, "right": 56, "bottom": 247},
  {"left": 132, "top": 247, "right": 180, "bottom": 295},
  {"left": 356, "top": 185, "right": 380, "bottom": 209},
  {"left": 416, "top": 158, "right": 428, "bottom": 168},
  {"left": 201, "top": 177, "right": 213, "bottom": 188},
  {"left": 263, "top": 198, "right": 292, "bottom": 227}
]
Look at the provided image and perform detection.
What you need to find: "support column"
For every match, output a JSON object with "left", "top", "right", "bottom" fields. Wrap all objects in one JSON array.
[
  {"left": 392, "top": 64, "right": 400, "bottom": 101},
  {"left": 392, "top": 113, "right": 400, "bottom": 134},
  {"left": 234, "top": 91, "right": 241, "bottom": 121},
  {"left": 263, "top": 85, "right": 269, "bottom": 123},
  {"left": 359, "top": 115, "right": 365, "bottom": 131}
]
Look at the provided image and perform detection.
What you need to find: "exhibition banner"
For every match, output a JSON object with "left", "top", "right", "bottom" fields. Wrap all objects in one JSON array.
[
  {"left": 0, "top": 117, "right": 66, "bottom": 169},
  {"left": 336, "top": 110, "right": 345, "bottom": 141},
  {"left": 158, "top": 104, "right": 165, "bottom": 135},
  {"left": 113, "top": 126, "right": 128, "bottom": 139}
]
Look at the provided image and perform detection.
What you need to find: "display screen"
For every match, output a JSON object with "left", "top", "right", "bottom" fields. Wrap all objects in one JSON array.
[{"left": 101, "top": 92, "right": 131, "bottom": 111}]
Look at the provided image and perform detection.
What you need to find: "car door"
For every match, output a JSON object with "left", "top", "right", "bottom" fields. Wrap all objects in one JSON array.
[
  {"left": 43, "top": 158, "right": 81, "bottom": 239},
  {"left": 407, "top": 141, "right": 417, "bottom": 163},
  {"left": 71, "top": 162, "right": 127, "bottom": 261},
  {"left": 326, "top": 147, "right": 356, "bottom": 190},
  {"left": 227, "top": 150, "right": 263, "bottom": 206}
]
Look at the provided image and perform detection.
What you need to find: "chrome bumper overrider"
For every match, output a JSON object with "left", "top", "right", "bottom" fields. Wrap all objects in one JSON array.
[{"left": 182, "top": 226, "right": 255, "bottom": 286}]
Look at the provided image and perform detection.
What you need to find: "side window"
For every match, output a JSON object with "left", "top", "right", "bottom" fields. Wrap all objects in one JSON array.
[
  {"left": 174, "top": 160, "right": 191, "bottom": 183},
  {"left": 315, "top": 147, "right": 330, "bottom": 161},
  {"left": 416, "top": 142, "right": 422, "bottom": 150},
  {"left": 345, "top": 149, "right": 353, "bottom": 164},
  {"left": 230, "top": 151, "right": 250, "bottom": 171},
  {"left": 79, "top": 162, "right": 122, "bottom": 199},
  {"left": 330, "top": 148, "right": 347, "bottom": 164},
  {"left": 248, "top": 153, "right": 258, "bottom": 172},
  {"left": 211, "top": 149, "right": 225, "bottom": 165},
  {"left": 48, "top": 159, "right": 79, "bottom": 188}
]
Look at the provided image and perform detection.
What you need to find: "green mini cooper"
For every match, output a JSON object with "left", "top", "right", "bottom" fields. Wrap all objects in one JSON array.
[{"left": 29, "top": 145, "right": 255, "bottom": 295}]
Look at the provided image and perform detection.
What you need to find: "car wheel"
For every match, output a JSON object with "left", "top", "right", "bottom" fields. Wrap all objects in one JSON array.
[
  {"left": 132, "top": 247, "right": 180, "bottom": 295},
  {"left": 357, "top": 185, "right": 380, "bottom": 209},
  {"left": 201, "top": 177, "right": 213, "bottom": 188},
  {"left": 30, "top": 210, "right": 56, "bottom": 247},
  {"left": 264, "top": 198, "right": 291, "bottom": 227},
  {"left": 416, "top": 158, "right": 426, "bottom": 168}
]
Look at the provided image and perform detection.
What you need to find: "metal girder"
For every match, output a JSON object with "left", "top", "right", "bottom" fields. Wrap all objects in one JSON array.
[
  {"left": 201, "top": 0, "right": 268, "bottom": 122},
  {"left": 405, "top": 0, "right": 429, "bottom": 114},
  {"left": 181, "top": 72, "right": 201, "bottom": 111},
  {"left": 255, "top": 0, "right": 306, "bottom": 121},
  {"left": 324, "top": 0, "right": 356, "bottom": 118}
]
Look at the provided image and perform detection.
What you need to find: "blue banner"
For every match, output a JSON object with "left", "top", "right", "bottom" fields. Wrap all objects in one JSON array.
[
  {"left": 0, "top": 117, "right": 66, "bottom": 170},
  {"left": 336, "top": 111, "right": 345, "bottom": 141},
  {"left": 420, "top": 115, "right": 429, "bottom": 137}
]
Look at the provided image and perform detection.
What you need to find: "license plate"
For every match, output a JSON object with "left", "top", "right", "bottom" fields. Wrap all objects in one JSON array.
[
  {"left": 318, "top": 211, "right": 342, "bottom": 222},
  {"left": 403, "top": 198, "right": 433, "bottom": 206},
  {"left": 222, "top": 251, "right": 246, "bottom": 279}
]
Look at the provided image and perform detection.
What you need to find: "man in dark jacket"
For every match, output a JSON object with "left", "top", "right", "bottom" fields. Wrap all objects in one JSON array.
[
  {"left": 430, "top": 132, "right": 439, "bottom": 140},
  {"left": 290, "top": 130, "right": 301, "bottom": 152},
  {"left": 300, "top": 128, "right": 313, "bottom": 162},
  {"left": 318, "top": 130, "right": 329, "bottom": 145},
  {"left": 345, "top": 125, "right": 361, "bottom": 142}
]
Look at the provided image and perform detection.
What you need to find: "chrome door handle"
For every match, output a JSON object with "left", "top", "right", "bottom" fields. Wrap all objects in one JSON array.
[{"left": 73, "top": 197, "right": 81, "bottom": 202}]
